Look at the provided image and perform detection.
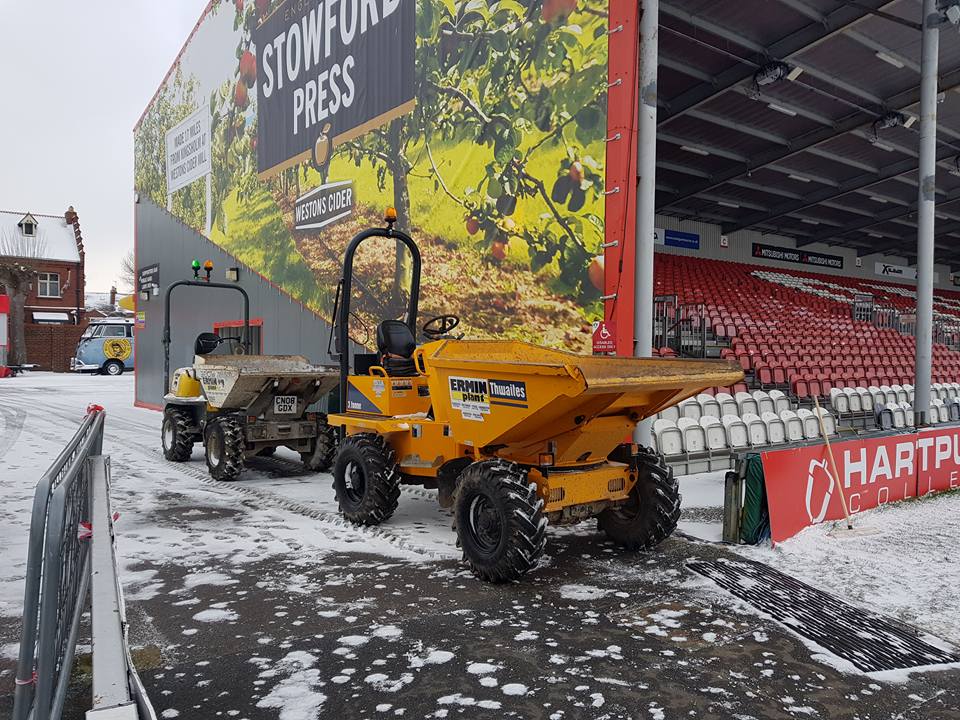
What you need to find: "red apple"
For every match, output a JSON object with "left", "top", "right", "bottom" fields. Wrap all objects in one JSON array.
[
  {"left": 465, "top": 217, "right": 480, "bottom": 235},
  {"left": 568, "top": 161, "right": 584, "bottom": 183},
  {"left": 491, "top": 240, "right": 507, "bottom": 261},
  {"left": 588, "top": 255, "right": 604, "bottom": 291},
  {"left": 239, "top": 50, "right": 257, "bottom": 87},
  {"left": 234, "top": 81, "right": 249, "bottom": 110}
]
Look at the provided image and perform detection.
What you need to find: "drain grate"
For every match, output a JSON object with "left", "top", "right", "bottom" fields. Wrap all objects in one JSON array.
[{"left": 688, "top": 557, "right": 960, "bottom": 673}]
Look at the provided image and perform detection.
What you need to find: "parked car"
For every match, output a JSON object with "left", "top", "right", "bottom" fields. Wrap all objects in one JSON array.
[{"left": 71, "top": 318, "right": 135, "bottom": 376}]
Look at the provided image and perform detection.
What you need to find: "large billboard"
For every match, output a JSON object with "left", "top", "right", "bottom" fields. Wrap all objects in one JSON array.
[{"left": 135, "top": 0, "right": 613, "bottom": 351}]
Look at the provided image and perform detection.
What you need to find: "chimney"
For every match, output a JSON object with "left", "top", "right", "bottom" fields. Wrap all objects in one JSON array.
[
  {"left": 110, "top": 285, "right": 117, "bottom": 307},
  {"left": 65, "top": 206, "right": 84, "bottom": 254}
]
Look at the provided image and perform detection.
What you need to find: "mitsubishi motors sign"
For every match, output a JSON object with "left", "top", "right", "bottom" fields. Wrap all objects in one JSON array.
[{"left": 761, "top": 427, "right": 960, "bottom": 543}]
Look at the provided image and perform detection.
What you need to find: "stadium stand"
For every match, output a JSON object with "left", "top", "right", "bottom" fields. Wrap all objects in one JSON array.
[{"left": 649, "top": 253, "right": 960, "bottom": 470}]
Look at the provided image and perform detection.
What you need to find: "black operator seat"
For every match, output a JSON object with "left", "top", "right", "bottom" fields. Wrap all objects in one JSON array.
[{"left": 376, "top": 320, "right": 418, "bottom": 377}]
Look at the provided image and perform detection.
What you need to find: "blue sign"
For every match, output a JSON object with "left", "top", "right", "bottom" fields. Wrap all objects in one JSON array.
[
  {"left": 664, "top": 229, "right": 700, "bottom": 250},
  {"left": 655, "top": 228, "right": 700, "bottom": 250}
]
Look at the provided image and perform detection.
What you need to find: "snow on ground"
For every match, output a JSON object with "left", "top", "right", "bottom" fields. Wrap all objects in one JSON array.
[
  {"left": 676, "top": 469, "right": 726, "bottom": 542},
  {"left": 736, "top": 489, "right": 960, "bottom": 646},
  {"left": 0, "top": 373, "right": 457, "bottom": 622}
]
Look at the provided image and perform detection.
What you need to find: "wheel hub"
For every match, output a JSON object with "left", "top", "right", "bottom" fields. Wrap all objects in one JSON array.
[
  {"left": 208, "top": 432, "right": 221, "bottom": 464},
  {"left": 162, "top": 422, "right": 173, "bottom": 450},
  {"left": 468, "top": 496, "right": 503, "bottom": 553},
  {"left": 344, "top": 461, "right": 366, "bottom": 503}
]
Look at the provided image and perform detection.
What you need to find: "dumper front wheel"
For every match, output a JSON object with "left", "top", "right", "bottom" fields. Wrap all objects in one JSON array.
[
  {"left": 162, "top": 408, "right": 194, "bottom": 462},
  {"left": 332, "top": 433, "right": 400, "bottom": 525},
  {"left": 598, "top": 448, "right": 680, "bottom": 550},
  {"left": 205, "top": 417, "right": 245, "bottom": 482},
  {"left": 302, "top": 414, "right": 338, "bottom": 472},
  {"left": 453, "top": 461, "right": 547, "bottom": 583}
]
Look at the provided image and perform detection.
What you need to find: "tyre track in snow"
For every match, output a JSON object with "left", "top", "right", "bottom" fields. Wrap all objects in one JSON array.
[
  {"left": 36, "top": 404, "right": 457, "bottom": 562},
  {"left": 0, "top": 406, "right": 26, "bottom": 461}
]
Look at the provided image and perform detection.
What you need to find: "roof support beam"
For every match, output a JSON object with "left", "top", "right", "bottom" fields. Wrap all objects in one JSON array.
[
  {"left": 658, "top": 67, "right": 960, "bottom": 215},
  {"left": 722, "top": 138, "right": 960, "bottom": 235},
  {"left": 796, "top": 188, "right": 960, "bottom": 247},
  {"left": 658, "top": 0, "right": 898, "bottom": 124}
]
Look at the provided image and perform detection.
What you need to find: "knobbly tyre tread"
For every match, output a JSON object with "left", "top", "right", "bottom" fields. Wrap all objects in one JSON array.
[
  {"left": 301, "top": 413, "right": 338, "bottom": 472},
  {"left": 332, "top": 433, "right": 401, "bottom": 525},
  {"left": 162, "top": 408, "right": 194, "bottom": 462},
  {"left": 205, "top": 416, "right": 245, "bottom": 482},
  {"left": 453, "top": 460, "right": 547, "bottom": 583},
  {"left": 598, "top": 447, "right": 681, "bottom": 550}
]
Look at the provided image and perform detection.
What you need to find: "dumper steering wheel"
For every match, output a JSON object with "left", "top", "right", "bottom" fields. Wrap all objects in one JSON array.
[{"left": 422, "top": 314, "right": 460, "bottom": 339}]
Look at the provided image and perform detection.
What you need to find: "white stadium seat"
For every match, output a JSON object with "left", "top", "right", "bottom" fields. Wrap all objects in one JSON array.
[
  {"left": 813, "top": 406, "right": 836, "bottom": 436},
  {"left": 796, "top": 409, "right": 821, "bottom": 440},
  {"left": 892, "top": 384, "right": 907, "bottom": 404},
  {"left": 769, "top": 389, "right": 790, "bottom": 414},
  {"left": 677, "top": 417, "right": 706, "bottom": 453},
  {"left": 829, "top": 388, "right": 849, "bottom": 414},
  {"left": 653, "top": 419, "right": 683, "bottom": 456},
  {"left": 721, "top": 414, "right": 750, "bottom": 450},
  {"left": 856, "top": 387, "right": 874, "bottom": 412},
  {"left": 780, "top": 410, "right": 805, "bottom": 442},
  {"left": 716, "top": 392, "right": 738, "bottom": 417},
  {"left": 762, "top": 411, "right": 786, "bottom": 445},
  {"left": 699, "top": 416, "right": 727, "bottom": 450},
  {"left": 697, "top": 393, "right": 722, "bottom": 419},
  {"left": 753, "top": 390, "right": 775, "bottom": 416},
  {"left": 880, "top": 385, "right": 897, "bottom": 406},
  {"left": 658, "top": 404, "right": 680, "bottom": 423},
  {"left": 736, "top": 391, "right": 759, "bottom": 417},
  {"left": 888, "top": 403, "right": 906, "bottom": 429},
  {"left": 933, "top": 398, "right": 949, "bottom": 424},
  {"left": 741, "top": 413, "right": 769, "bottom": 447},
  {"left": 843, "top": 387, "right": 862, "bottom": 413},
  {"left": 679, "top": 398, "right": 702, "bottom": 421}
]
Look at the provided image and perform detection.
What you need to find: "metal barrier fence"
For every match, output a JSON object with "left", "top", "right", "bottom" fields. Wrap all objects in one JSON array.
[{"left": 13, "top": 406, "right": 156, "bottom": 720}]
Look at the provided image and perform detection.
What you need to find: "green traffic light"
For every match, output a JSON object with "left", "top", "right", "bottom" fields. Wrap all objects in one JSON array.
[{"left": 191, "top": 259, "right": 201, "bottom": 269}]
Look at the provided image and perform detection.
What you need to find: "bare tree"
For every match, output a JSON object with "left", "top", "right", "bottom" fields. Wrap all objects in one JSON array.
[
  {"left": 119, "top": 250, "right": 136, "bottom": 292},
  {"left": 0, "top": 230, "right": 47, "bottom": 366}
]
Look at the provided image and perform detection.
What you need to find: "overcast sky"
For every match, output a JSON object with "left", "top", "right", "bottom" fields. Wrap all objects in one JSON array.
[{"left": 0, "top": 1, "right": 209, "bottom": 293}]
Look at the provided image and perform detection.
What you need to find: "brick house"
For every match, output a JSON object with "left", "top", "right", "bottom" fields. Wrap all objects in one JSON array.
[{"left": 0, "top": 207, "right": 87, "bottom": 370}]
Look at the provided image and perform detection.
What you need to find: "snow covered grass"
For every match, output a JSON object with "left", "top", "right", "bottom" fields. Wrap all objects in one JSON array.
[{"left": 0, "top": 373, "right": 449, "bottom": 623}]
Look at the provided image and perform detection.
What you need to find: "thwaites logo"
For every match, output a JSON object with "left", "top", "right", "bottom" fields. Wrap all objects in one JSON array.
[{"left": 448, "top": 376, "right": 527, "bottom": 421}]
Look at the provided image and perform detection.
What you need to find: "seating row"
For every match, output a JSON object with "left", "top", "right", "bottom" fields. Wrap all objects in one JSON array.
[{"left": 653, "top": 407, "right": 836, "bottom": 458}]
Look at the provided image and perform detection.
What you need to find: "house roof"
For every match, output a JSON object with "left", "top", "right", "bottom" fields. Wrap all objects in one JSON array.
[
  {"left": 655, "top": 0, "right": 960, "bottom": 270},
  {"left": 0, "top": 210, "right": 81, "bottom": 263}
]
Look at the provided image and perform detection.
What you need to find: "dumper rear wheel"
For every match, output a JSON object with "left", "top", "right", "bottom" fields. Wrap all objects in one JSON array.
[
  {"left": 205, "top": 417, "right": 245, "bottom": 481},
  {"left": 302, "top": 414, "right": 338, "bottom": 472},
  {"left": 453, "top": 461, "right": 547, "bottom": 583},
  {"left": 598, "top": 448, "right": 680, "bottom": 550},
  {"left": 333, "top": 433, "right": 400, "bottom": 525},
  {"left": 162, "top": 408, "right": 194, "bottom": 462}
]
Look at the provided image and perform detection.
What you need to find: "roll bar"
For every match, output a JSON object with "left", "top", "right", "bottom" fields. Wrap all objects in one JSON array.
[
  {"left": 162, "top": 280, "right": 250, "bottom": 398},
  {"left": 335, "top": 223, "right": 422, "bottom": 411}
]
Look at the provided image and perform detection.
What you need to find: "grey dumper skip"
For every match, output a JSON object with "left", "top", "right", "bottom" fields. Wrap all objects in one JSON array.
[
  {"left": 192, "top": 354, "right": 338, "bottom": 410},
  {"left": 162, "top": 353, "right": 340, "bottom": 481}
]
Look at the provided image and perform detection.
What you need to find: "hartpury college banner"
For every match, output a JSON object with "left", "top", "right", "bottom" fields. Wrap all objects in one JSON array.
[{"left": 761, "top": 427, "right": 960, "bottom": 543}]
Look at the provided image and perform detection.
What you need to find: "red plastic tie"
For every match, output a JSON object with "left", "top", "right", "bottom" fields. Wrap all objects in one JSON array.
[
  {"left": 77, "top": 522, "right": 92, "bottom": 541},
  {"left": 86, "top": 404, "right": 105, "bottom": 415},
  {"left": 15, "top": 670, "right": 37, "bottom": 686},
  {"left": 112, "top": 512, "right": 120, "bottom": 522}
]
